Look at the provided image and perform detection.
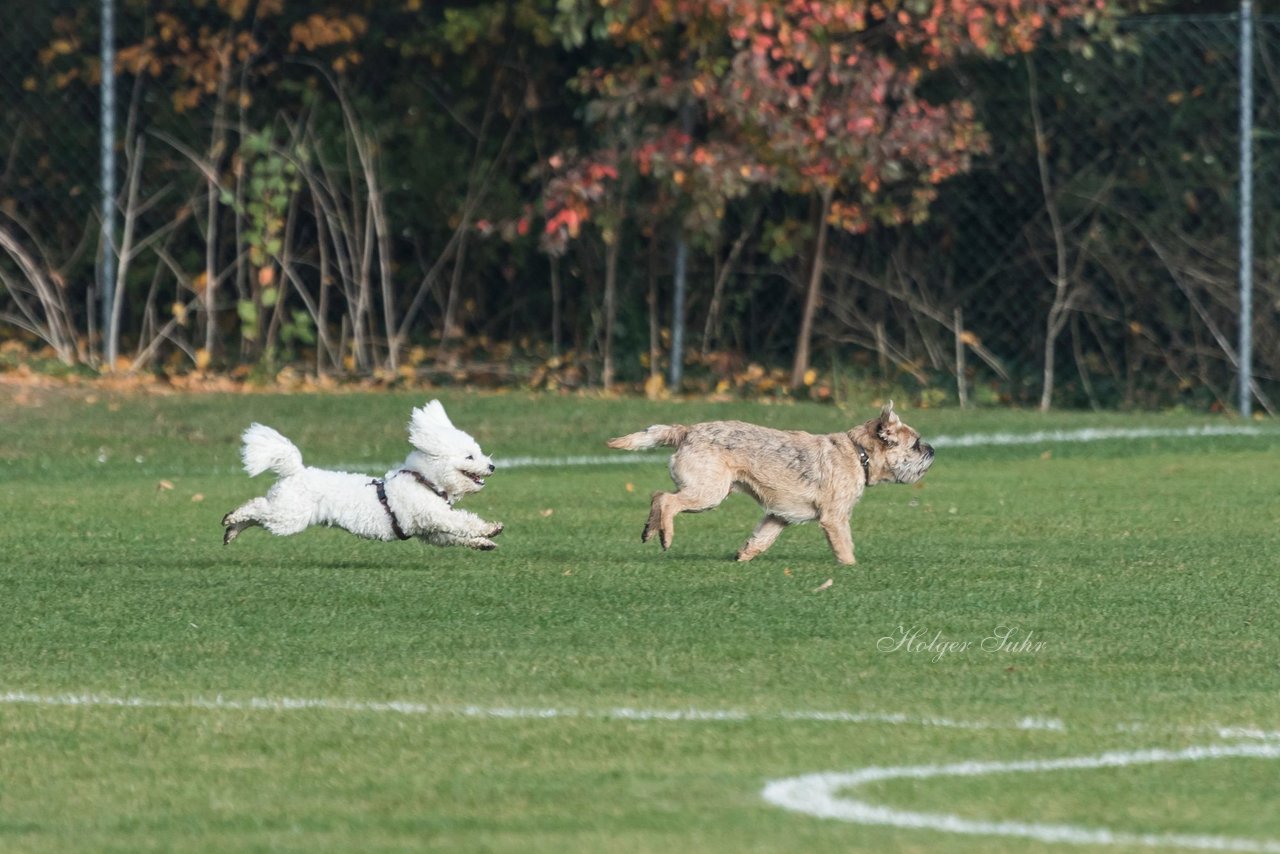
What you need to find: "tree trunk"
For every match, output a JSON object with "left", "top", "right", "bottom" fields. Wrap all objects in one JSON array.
[
  {"left": 669, "top": 233, "right": 688, "bottom": 390},
  {"left": 790, "top": 186, "right": 833, "bottom": 390},
  {"left": 647, "top": 229, "right": 661, "bottom": 381},
  {"left": 602, "top": 230, "right": 619, "bottom": 390}
]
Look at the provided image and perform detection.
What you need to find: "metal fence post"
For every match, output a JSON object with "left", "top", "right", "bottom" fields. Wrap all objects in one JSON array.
[
  {"left": 1238, "top": 0, "right": 1254, "bottom": 417},
  {"left": 100, "top": 0, "right": 117, "bottom": 367}
]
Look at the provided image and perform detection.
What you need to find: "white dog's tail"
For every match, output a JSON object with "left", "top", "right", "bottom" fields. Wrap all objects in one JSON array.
[
  {"left": 240, "top": 423, "right": 305, "bottom": 478},
  {"left": 606, "top": 424, "right": 689, "bottom": 451}
]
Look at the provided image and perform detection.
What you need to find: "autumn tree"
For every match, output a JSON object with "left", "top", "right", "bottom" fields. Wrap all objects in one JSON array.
[{"left": 546, "top": 0, "right": 1129, "bottom": 389}]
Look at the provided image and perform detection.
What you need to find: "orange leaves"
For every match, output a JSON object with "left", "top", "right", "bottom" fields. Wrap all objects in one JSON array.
[
  {"left": 289, "top": 13, "right": 369, "bottom": 54},
  {"left": 540, "top": 152, "right": 623, "bottom": 254}
]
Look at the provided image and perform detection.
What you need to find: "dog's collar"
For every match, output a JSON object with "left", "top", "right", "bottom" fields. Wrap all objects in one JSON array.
[
  {"left": 398, "top": 469, "right": 450, "bottom": 504},
  {"left": 852, "top": 442, "right": 872, "bottom": 485},
  {"left": 370, "top": 479, "right": 412, "bottom": 540}
]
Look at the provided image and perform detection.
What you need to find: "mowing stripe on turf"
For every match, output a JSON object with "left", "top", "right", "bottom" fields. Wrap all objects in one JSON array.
[{"left": 763, "top": 743, "right": 1280, "bottom": 851}]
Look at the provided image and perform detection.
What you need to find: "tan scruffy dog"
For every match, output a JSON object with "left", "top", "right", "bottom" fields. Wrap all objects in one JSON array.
[{"left": 606, "top": 401, "right": 933, "bottom": 564}]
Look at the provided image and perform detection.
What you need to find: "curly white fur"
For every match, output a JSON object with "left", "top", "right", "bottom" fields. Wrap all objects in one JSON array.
[{"left": 222, "top": 401, "right": 503, "bottom": 550}]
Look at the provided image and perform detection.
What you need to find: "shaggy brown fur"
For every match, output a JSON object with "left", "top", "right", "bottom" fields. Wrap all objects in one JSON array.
[{"left": 606, "top": 401, "right": 934, "bottom": 564}]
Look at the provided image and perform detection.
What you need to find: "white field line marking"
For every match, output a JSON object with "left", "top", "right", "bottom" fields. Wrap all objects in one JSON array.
[
  {"left": 927, "top": 423, "right": 1272, "bottom": 450},
  {"left": 497, "top": 424, "right": 1273, "bottom": 468},
  {"left": 500, "top": 453, "right": 665, "bottom": 469},
  {"left": 0, "top": 691, "right": 1063, "bottom": 730},
  {"left": 127, "top": 423, "right": 1267, "bottom": 475},
  {"left": 4, "top": 691, "right": 1277, "bottom": 746},
  {"left": 762, "top": 743, "right": 1280, "bottom": 852},
  {"left": 5, "top": 691, "right": 1280, "bottom": 744}
]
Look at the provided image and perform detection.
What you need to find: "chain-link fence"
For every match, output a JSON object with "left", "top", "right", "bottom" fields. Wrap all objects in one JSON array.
[
  {"left": 0, "top": 7, "right": 1275, "bottom": 411},
  {"left": 821, "top": 15, "right": 1279, "bottom": 411}
]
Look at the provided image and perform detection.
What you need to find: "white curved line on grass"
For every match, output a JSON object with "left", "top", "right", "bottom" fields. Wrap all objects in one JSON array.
[{"left": 762, "top": 743, "right": 1280, "bottom": 852}]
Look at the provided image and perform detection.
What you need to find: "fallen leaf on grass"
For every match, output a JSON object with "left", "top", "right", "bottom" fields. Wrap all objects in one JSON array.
[
  {"left": 157, "top": 480, "right": 174, "bottom": 491},
  {"left": 191, "top": 493, "right": 205, "bottom": 502},
  {"left": 540, "top": 508, "right": 554, "bottom": 517},
  {"left": 625, "top": 482, "right": 635, "bottom": 493},
  {"left": 813, "top": 578, "right": 833, "bottom": 592}
]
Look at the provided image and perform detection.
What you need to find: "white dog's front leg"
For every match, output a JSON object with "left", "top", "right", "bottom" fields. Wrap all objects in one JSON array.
[
  {"left": 440, "top": 507, "right": 503, "bottom": 539},
  {"left": 420, "top": 507, "right": 504, "bottom": 550}
]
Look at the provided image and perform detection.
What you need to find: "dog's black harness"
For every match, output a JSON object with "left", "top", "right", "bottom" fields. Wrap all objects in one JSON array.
[
  {"left": 370, "top": 471, "right": 450, "bottom": 541},
  {"left": 371, "top": 479, "right": 412, "bottom": 541},
  {"left": 852, "top": 442, "right": 872, "bottom": 485},
  {"left": 398, "top": 469, "right": 450, "bottom": 503}
]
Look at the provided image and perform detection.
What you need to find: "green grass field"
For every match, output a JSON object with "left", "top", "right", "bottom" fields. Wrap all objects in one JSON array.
[{"left": 2, "top": 386, "right": 1278, "bottom": 852}]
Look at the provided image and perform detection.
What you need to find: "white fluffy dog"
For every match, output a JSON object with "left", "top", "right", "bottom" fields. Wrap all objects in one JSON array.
[{"left": 221, "top": 400, "right": 504, "bottom": 550}]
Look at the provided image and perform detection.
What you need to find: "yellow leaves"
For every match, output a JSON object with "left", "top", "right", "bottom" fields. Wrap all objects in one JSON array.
[
  {"left": 220, "top": 0, "right": 252, "bottom": 21},
  {"left": 644, "top": 372, "right": 666, "bottom": 400},
  {"left": 802, "top": 368, "right": 817, "bottom": 386},
  {"left": 38, "top": 38, "right": 79, "bottom": 67},
  {"left": 171, "top": 303, "right": 189, "bottom": 327},
  {"left": 195, "top": 348, "right": 212, "bottom": 371},
  {"left": 173, "top": 87, "right": 205, "bottom": 113},
  {"left": 290, "top": 13, "right": 368, "bottom": 53}
]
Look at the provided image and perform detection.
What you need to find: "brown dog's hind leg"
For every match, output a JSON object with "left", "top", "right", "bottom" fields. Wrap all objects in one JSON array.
[
  {"left": 642, "top": 493, "right": 665, "bottom": 544},
  {"left": 736, "top": 513, "right": 788, "bottom": 562},
  {"left": 656, "top": 478, "right": 731, "bottom": 550}
]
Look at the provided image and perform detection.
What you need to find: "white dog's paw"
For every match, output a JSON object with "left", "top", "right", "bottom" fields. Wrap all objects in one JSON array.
[
  {"left": 487, "top": 522, "right": 504, "bottom": 538},
  {"left": 472, "top": 538, "right": 498, "bottom": 551}
]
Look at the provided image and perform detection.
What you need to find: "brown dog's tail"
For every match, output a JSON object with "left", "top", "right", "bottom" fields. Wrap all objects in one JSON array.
[{"left": 606, "top": 424, "right": 689, "bottom": 451}]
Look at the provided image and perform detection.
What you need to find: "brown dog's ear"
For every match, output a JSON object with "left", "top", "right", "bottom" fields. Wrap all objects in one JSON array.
[{"left": 873, "top": 400, "right": 901, "bottom": 445}]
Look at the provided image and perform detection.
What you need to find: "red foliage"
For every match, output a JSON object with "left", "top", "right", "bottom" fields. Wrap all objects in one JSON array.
[{"left": 543, "top": 0, "right": 1119, "bottom": 244}]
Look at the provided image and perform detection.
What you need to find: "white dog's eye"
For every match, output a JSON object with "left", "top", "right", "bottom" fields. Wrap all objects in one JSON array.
[{"left": 466, "top": 454, "right": 474, "bottom": 460}]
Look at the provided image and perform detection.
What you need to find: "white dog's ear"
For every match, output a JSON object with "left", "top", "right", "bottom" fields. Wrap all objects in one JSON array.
[{"left": 408, "top": 400, "right": 454, "bottom": 448}]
